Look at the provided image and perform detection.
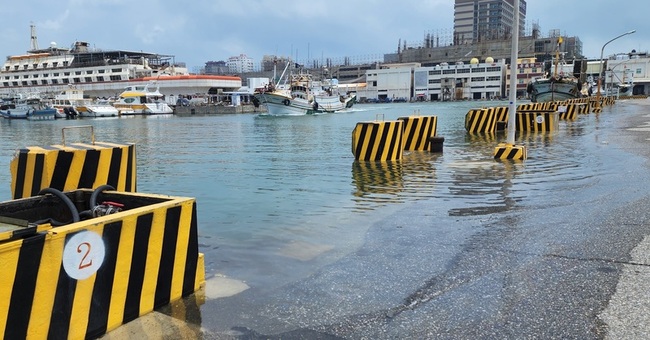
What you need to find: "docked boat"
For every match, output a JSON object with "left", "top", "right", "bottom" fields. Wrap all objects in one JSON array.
[
  {"left": 26, "top": 107, "right": 57, "bottom": 120},
  {"left": 526, "top": 38, "right": 581, "bottom": 102},
  {"left": 112, "top": 82, "right": 174, "bottom": 115},
  {"left": 0, "top": 95, "right": 57, "bottom": 120},
  {"left": 50, "top": 87, "right": 118, "bottom": 118},
  {"left": 253, "top": 68, "right": 356, "bottom": 115},
  {"left": 0, "top": 25, "right": 242, "bottom": 102}
]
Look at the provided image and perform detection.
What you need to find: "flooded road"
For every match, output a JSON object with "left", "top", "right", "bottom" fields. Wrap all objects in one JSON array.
[
  {"left": 14, "top": 98, "right": 645, "bottom": 339},
  {"left": 189, "top": 99, "right": 650, "bottom": 339}
]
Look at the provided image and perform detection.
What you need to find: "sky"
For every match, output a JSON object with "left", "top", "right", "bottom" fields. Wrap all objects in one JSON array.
[{"left": 0, "top": 0, "right": 646, "bottom": 72}]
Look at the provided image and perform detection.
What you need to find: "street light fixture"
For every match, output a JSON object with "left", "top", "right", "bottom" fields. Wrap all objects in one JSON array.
[{"left": 596, "top": 30, "right": 635, "bottom": 109}]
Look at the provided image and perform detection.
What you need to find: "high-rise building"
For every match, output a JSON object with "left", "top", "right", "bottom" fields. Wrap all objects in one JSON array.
[
  {"left": 454, "top": 0, "right": 526, "bottom": 45},
  {"left": 226, "top": 54, "right": 255, "bottom": 74}
]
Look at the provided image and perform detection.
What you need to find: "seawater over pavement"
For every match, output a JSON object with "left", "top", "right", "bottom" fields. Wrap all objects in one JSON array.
[{"left": 98, "top": 99, "right": 650, "bottom": 338}]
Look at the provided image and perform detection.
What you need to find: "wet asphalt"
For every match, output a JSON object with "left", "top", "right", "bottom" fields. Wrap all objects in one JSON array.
[{"left": 105, "top": 99, "right": 650, "bottom": 339}]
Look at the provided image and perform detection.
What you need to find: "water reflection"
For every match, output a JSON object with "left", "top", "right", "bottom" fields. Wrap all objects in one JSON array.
[
  {"left": 447, "top": 159, "right": 522, "bottom": 216},
  {"left": 350, "top": 151, "right": 439, "bottom": 211},
  {"left": 464, "top": 132, "right": 497, "bottom": 145},
  {"left": 351, "top": 160, "right": 404, "bottom": 208}
]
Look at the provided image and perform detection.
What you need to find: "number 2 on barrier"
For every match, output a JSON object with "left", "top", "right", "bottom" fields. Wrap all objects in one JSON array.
[{"left": 63, "top": 231, "right": 106, "bottom": 280}]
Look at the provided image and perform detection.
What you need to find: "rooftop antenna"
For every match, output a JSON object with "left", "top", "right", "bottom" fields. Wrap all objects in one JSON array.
[{"left": 30, "top": 23, "right": 39, "bottom": 50}]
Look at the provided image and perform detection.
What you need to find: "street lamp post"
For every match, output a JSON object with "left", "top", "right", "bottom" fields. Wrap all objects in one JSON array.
[{"left": 596, "top": 30, "right": 635, "bottom": 109}]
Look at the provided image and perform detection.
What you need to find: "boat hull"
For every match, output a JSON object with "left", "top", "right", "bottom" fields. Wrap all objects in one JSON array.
[
  {"left": 77, "top": 104, "right": 119, "bottom": 117},
  {"left": 26, "top": 108, "right": 57, "bottom": 121},
  {"left": 0, "top": 109, "right": 28, "bottom": 119},
  {"left": 528, "top": 79, "right": 580, "bottom": 102}
]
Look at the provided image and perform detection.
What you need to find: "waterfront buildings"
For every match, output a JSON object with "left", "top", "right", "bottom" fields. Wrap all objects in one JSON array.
[{"left": 354, "top": 58, "right": 507, "bottom": 102}]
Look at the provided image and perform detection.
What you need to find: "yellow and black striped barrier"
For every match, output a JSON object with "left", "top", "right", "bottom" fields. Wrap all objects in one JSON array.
[
  {"left": 398, "top": 115, "right": 437, "bottom": 151},
  {"left": 351, "top": 120, "right": 404, "bottom": 161},
  {"left": 494, "top": 106, "right": 508, "bottom": 123},
  {"left": 0, "top": 189, "right": 205, "bottom": 340},
  {"left": 494, "top": 143, "right": 527, "bottom": 160},
  {"left": 10, "top": 142, "right": 136, "bottom": 200},
  {"left": 555, "top": 104, "right": 579, "bottom": 120},
  {"left": 516, "top": 111, "right": 559, "bottom": 132},
  {"left": 465, "top": 108, "right": 497, "bottom": 133}
]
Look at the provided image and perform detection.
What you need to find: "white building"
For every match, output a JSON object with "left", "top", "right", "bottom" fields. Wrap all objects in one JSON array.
[
  {"left": 226, "top": 54, "right": 254, "bottom": 74},
  {"left": 357, "top": 64, "right": 415, "bottom": 102},
  {"left": 414, "top": 58, "right": 506, "bottom": 101},
  {"left": 599, "top": 52, "right": 650, "bottom": 95}
]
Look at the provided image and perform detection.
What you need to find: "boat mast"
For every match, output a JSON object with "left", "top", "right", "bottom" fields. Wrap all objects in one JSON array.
[{"left": 553, "top": 36, "right": 562, "bottom": 77}]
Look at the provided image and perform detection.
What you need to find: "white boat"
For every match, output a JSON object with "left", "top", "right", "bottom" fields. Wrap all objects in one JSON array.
[
  {"left": 112, "top": 82, "right": 174, "bottom": 115},
  {"left": 0, "top": 25, "right": 242, "bottom": 102},
  {"left": 253, "top": 71, "right": 356, "bottom": 115},
  {"left": 50, "top": 87, "right": 118, "bottom": 118},
  {"left": 526, "top": 38, "right": 581, "bottom": 102},
  {"left": 0, "top": 95, "right": 56, "bottom": 120}
]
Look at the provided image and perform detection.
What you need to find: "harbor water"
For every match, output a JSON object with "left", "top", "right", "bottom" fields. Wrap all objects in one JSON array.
[{"left": 0, "top": 100, "right": 646, "bottom": 337}]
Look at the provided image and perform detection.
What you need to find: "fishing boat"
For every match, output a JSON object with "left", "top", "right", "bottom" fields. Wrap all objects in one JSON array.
[
  {"left": 526, "top": 37, "right": 581, "bottom": 102},
  {"left": 0, "top": 95, "right": 56, "bottom": 120},
  {"left": 112, "top": 82, "right": 174, "bottom": 115},
  {"left": 253, "top": 65, "right": 356, "bottom": 115}
]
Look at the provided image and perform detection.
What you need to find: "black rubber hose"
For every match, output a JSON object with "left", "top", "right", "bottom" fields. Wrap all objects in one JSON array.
[
  {"left": 37, "top": 187, "right": 80, "bottom": 223},
  {"left": 90, "top": 184, "right": 116, "bottom": 208}
]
